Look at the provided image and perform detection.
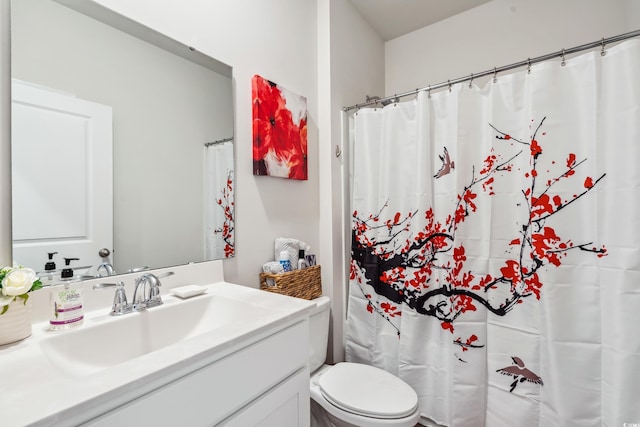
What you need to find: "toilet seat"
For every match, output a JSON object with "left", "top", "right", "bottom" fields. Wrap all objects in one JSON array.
[{"left": 318, "top": 362, "right": 418, "bottom": 419}]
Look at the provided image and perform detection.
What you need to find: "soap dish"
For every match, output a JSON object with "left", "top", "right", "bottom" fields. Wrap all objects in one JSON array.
[{"left": 170, "top": 285, "right": 207, "bottom": 299}]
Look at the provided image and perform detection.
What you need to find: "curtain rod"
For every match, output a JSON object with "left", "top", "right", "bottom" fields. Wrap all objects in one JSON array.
[
  {"left": 204, "top": 136, "right": 234, "bottom": 147},
  {"left": 343, "top": 29, "right": 640, "bottom": 112}
]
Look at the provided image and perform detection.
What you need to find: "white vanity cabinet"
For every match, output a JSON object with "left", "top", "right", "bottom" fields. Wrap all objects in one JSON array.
[
  {"left": 2, "top": 267, "right": 315, "bottom": 427},
  {"left": 80, "top": 320, "right": 310, "bottom": 427}
]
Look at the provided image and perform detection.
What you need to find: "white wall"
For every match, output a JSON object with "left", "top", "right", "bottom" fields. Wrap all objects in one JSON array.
[
  {"left": 319, "top": 0, "right": 384, "bottom": 362},
  {"left": 385, "top": 0, "right": 640, "bottom": 96}
]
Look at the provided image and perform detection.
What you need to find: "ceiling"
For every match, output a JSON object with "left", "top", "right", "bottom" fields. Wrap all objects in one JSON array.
[{"left": 349, "top": 0, "right": 492, "bottom": 41}]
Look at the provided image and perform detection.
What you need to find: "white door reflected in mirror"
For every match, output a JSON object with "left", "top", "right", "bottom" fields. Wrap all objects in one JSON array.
[{"left": 12, "top": 80, "right": 113, "bottom": 277}]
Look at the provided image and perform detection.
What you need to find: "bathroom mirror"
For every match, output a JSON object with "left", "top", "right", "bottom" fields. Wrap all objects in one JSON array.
[{"left": 10, "top": 0, "right": 235, "bottom": 281}]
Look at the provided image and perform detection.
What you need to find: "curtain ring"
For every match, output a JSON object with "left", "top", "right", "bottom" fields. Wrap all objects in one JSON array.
[
  {"left": 493, "top": 67, "right": 498, "bottom": 83},
  {"left": 448, "top": 80, "right": 452, "bottom": 92},
  {"left": 335, "top": 145, "right": 342, "bottom": 158},
  {"left": 469, "top": 73, "right": 474, "bottom": 89},
  {"left": 527, "top": 58, "right": 531, "bottom": 74},
  {"left": 600, "top": 38, "right": 607, "bottom": 56},
  {"left": 428, "top": 85, "right": 432, "bottom": 99},
  {"left": 561, "top": 48, "right": 566, "bottom": 67}
]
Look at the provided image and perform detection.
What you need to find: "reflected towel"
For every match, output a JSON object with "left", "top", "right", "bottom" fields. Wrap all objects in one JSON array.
[{"left": 262, "top": 261, "right": 284, "bottom": 286}]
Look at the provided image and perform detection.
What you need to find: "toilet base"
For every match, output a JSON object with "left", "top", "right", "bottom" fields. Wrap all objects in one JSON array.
[{"left": 311, "top": 398, "right": 341, "bottom": 427}]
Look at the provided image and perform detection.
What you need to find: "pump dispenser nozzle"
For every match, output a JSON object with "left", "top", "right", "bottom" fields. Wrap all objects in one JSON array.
[
  {"left": 61, "top": 257, "right": 80, "bottom": 279},
  {"left": 45, "top": 252, "right": 58, "bottom": 271}
]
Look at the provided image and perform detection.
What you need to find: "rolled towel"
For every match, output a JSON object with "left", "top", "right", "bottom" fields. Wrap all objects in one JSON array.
[
  {"left": 262, "top": 261, "right": 284, "bottom": 287},
  {"left": 274, "top": 238, "right": 311, "bottom": 270},
  {"left": 263, "top": 261, "right": 285, "bottom": 274}
]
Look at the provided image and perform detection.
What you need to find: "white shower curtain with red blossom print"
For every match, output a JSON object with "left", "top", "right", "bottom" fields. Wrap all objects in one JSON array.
[
  {"left": 346, "top": 39, "right": 640, "bottom": 427},
  {"left": 205, "top": 140, "right": 235, "bottom": 259}
]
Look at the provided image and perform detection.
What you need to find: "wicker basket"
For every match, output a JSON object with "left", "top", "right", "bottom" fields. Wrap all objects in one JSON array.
[{"left": 259, "top": 265, "right": 322, "bottom": 300}]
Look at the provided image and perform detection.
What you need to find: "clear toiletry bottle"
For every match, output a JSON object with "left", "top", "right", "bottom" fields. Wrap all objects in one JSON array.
[
  {"left": 49, "top": 257, "right": 84, "bottom": 330},
  {"left": 297, "top": 249, "right": 308, "bottom": 270},
  {"left": 279, "top": 250, "right": 292, "bottom": 272}
]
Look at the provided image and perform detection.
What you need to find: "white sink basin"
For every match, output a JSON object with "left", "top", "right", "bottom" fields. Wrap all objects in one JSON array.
[{"left": 39, "top": 291, "right": 272, "bottom": 378}]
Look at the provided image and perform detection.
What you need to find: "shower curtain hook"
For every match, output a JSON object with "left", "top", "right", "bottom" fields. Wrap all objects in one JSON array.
[
  {"left": 469, "top": 73, "right": 474, "bottom": 89},
  {"left": 428, "top": 85, "right": 432, "bottom": 99},
  {"left": 527, "top": 58, "right": 532, "bottom": 74},
  {"left": 493, "top": 67, "right": 498, "bottom": 83},
  {"left": 600, "top": 38, "right": 607, "bottom": 56},
  {"left": 561, "top": 48, "right": 566, "bottom": 66},
  {"left": 448, "top": 80, "right": 452, "bottom": 92}
]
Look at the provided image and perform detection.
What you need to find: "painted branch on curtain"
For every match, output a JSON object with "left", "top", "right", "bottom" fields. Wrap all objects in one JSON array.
[
  {"left": 213, "top": 170, "right": 235, "bottom": 258},
  {"left": 350, "top": 117, "right": 607, "bottom": 354}
]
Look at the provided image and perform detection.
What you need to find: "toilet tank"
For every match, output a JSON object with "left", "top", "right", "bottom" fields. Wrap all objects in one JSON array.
[{"left": 309, "top": 296, "right": 331, "bottom": 372}]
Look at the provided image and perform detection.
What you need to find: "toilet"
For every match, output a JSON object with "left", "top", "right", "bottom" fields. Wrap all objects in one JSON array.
[{"left": 309, "top": 296, "right": 420, "bottom": 427}]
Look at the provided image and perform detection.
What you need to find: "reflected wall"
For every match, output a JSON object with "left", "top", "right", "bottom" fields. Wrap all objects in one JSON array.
[{"left": 11, "top": 0, "right": 234, "bottom": 274}]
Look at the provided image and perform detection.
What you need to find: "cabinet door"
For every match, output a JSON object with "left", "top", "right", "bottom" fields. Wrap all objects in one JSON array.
[
  {"left": 219, "top": 368, "right": 310, "bottom": 427},
  {"left": 80, "top": 321, "right": 308, "bottom": 427}
]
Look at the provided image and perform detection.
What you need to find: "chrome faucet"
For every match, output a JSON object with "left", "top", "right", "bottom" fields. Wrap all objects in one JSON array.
[
  {"left": 96, "top": 262, "right": 116, "bottom": 277},
  {"left": 132, "top": 271, "right": 174, "bottom": 310},
  {"left": 93, "top": 271, "right": 174, "bottom": 315}
]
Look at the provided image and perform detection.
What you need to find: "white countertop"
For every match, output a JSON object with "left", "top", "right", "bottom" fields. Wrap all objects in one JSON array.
[{"left": 0, "top": 279, "right": 315, "bottom": 427}]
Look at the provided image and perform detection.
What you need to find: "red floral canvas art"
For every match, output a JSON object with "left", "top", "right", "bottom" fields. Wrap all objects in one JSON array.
[{"left": 252, "top": 75, "right": 308, "bottom": 180}]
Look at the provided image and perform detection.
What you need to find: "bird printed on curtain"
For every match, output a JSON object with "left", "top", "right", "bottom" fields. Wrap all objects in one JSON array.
[
  {"left": 434, "top": 146, "right": 455, "bottom": 179},
  {"left": 497, "top": 356, "right": 544, "bottom": 392}
]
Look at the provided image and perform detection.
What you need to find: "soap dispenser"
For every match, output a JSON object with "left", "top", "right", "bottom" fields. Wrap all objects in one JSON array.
[
  {"left": 61, "top": 257, "right": 79, "bottom": 280},
  {"left": 49, "top": 257, "right": 84, "bottom": 331},
  {"left": 44, "top": 252, "right": 58, "bottom": 281}
]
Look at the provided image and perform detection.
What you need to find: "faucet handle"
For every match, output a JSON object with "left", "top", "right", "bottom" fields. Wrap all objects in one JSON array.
[
  {"left": 93, "top": 282, "right": 132, "bottom": 316},
  {"left": 148, "top": 276, "right": 161, "bottom": 304},
  {"left": 149, "top": 271, "right": 174, "bottom": 305}
]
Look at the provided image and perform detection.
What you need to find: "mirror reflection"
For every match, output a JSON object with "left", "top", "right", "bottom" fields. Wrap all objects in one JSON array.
[{"left": 11, "top": 0, "right": 235, "bottom": 284}]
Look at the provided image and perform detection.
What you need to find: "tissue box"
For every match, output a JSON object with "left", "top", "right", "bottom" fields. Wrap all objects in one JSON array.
[{"left": 259, "top": 265, "right": 322, "bottom": 300}]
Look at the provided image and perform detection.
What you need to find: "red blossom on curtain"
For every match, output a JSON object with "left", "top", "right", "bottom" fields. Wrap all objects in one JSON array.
[{"left": 454, "top": 334, "right": 482, "bottom": 353}]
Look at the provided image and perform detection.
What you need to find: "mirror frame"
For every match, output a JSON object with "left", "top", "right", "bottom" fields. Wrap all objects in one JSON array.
[{"left": 1, "top": 0, "right": 11, "bottom": 267}]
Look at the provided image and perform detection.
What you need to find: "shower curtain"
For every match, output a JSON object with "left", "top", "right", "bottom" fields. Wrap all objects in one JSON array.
[
  {"left": 345, "top": 39, "right": 640, "bottom": 427},
  {"left": 205, "top": 140, "right": 235, "bottom": 259}
]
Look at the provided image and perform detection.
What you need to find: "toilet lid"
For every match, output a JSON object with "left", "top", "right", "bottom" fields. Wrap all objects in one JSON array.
[{"left": 318, "top": 362, "right": 418, "bottom": 419}]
